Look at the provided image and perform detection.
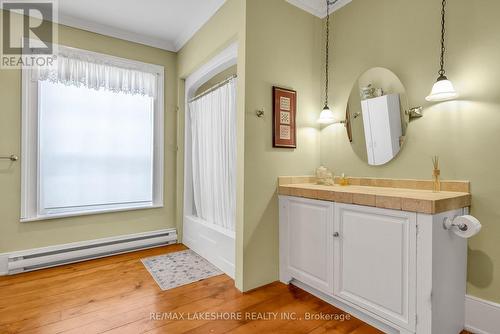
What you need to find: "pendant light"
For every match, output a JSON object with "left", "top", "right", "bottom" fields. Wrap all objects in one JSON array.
[
  {"left": 426, "top": 0, "right": 458, "bottom": 102},
  {"left": 318, "top": 0, "right": 336, "bottom": 124}
]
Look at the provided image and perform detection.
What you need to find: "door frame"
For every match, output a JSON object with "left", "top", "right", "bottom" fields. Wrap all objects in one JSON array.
[{"left": 183, "top": 42, "right": 238, "bottom": 278}]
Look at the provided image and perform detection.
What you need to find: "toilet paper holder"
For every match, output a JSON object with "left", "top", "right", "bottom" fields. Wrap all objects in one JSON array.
[
  {"left": 442, "top": 215, "right": 482, "bottom": 239},
  {"left": 443, "top": 216, "right": 469, "bottom": 232}
]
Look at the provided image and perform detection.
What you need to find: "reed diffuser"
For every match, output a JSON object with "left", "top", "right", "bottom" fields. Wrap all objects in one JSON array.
[{"left": 432, "top": 156, "right": 441, "bottom": 192}]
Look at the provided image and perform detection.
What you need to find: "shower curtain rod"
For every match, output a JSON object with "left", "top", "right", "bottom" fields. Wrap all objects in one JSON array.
[{"left": 189, "top": 74, "right": 237, "bottom": 103}]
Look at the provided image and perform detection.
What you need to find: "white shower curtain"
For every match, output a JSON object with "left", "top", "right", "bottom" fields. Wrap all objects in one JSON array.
[{"left": 189, "top": 77, "right": 236, "bottom": 232}]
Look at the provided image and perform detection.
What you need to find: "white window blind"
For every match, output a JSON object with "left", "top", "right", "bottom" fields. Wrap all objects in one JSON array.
[
  {"left": 39, "top": 81, "right": 154, "bottom": 214},
  {"left": 21, "top": 44, "right": 164, "bottom": 221}
]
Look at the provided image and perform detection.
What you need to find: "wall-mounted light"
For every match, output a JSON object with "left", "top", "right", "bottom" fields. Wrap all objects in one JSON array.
[
  {"left": 406, "top": 106, "right": 424, "bottom": 119},
  {"left": 318, "top": 0, "right": 339, "bottom": 124},
  {"left": 426, "top": 0, "right": 458, "bottom": 102},
  {"left": 318, "top": 106, "right": 335, "bottom": 124}
]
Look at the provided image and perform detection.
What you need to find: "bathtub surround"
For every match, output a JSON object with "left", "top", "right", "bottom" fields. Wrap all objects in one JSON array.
[{"left": 182, "top": 43, "right": 238, "bottom": 279}]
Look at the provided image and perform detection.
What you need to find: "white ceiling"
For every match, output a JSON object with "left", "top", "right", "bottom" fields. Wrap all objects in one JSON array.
[
  {"left": 286, "top": 0, "right": 352, "bottom": 18},
  {"left": 57, "top": 0, "right": 226, "bottom": 52},
  {"left": 56, "top": 0, "right": 350, "bottom": 52}
]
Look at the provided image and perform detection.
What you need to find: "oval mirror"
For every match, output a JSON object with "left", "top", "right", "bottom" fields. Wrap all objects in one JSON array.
[{"left": 345, "top": 67, "right": 409, "bottom": 166}]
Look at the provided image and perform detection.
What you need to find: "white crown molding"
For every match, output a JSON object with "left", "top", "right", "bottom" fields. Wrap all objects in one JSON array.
[
  {"left": 9, "top": 0, "right": 339, "bottom": 53},
  {"left": 56, "top": 0, "right": 225, "bottom": 52},
  {"left": 286, "top": 0, "right": 324, "bottom": 18},
  {"left": 286, "top": 0, "right": 352, "bottom": 18},
  {"left": 57, "top": 13, "right": 177, "bottom": 52},
  {"left": 173, "top": 0, "right": 226, "bottom": 51}
]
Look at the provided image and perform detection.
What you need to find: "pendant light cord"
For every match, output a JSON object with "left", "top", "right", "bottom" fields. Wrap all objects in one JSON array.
[
  {"left": 438, "top": 0, "right": 447, "bottom": 78},
  {"left": 324, "top": 0, "right": 338, "bottom": 108},
  {"left": 426, "top": 0, "right": 458, "bottom": 101},
  {"left": 324, "top": 0, "right": 330, "bottom": 108}
]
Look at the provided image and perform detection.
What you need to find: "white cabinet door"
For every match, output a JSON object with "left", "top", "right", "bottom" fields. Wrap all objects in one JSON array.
[
  {"left": 282, "top": 196, "right": 334, "bottom": 295},
  {"left": 333, "top": 203, "right": 416, "bottom": 331},
  {"left": 361, "top": 95, "right": 402, "bottom": 166}
]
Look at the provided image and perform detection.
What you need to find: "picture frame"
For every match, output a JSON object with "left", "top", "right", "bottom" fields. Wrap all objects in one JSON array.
[{"left": 272, "top": 86, "right": 297, "bottom": 148}]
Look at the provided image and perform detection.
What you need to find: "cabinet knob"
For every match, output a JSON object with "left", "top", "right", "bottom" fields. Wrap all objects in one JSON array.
[{"left": 332, "top": 232, "right": 340, "bottom": 237}]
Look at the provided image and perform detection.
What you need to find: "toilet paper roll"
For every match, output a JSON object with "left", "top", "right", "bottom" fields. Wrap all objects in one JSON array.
[{"left": 453, "top": 215, "right": 482, "bottom": 238}]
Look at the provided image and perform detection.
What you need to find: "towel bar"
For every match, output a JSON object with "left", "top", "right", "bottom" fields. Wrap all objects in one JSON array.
[{"left": 0, "top": 155, "right": 18, "bottom": 161}]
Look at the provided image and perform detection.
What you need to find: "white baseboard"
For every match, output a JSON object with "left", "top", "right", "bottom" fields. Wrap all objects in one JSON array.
[
  {"left": 465, "top": 295, "right": 500, "bottom": 334},
  {"left": 0, "top": 255, "right": 7, "bottom": 275},
  {"left": 0, "top": 228, "right": 177, "bottom": 275}
]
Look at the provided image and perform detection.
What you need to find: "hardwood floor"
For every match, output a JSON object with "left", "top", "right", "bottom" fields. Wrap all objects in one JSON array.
[{"left": 0, "top": 244, "right": 470, "bottom": 334}]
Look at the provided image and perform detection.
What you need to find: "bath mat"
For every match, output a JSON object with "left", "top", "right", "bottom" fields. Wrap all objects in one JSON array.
[{"left": 141, "top": 249, "right": 223, "bottom": 290}]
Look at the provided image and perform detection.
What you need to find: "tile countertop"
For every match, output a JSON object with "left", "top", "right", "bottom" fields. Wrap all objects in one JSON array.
[{"left": 277, "top": 177, "right": 471, "bottom": 214}]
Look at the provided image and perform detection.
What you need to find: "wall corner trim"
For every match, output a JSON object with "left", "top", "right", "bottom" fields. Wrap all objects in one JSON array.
[{"left": 465, "top": 294, "right": 500, "bottom": 334}]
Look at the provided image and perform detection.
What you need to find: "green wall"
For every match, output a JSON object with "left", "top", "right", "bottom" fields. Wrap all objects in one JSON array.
[
  {"left": 321, "top": 0, "right": 500, "bottom": 303},
  {"left": 176, "top": 0, "right": 246, "bottom": 289},
  {"left": 243, "top": 0, "right": 323, "bottom": 291},
  {"left": 0, "top": 20, "right": 178, "bottom": 252}
]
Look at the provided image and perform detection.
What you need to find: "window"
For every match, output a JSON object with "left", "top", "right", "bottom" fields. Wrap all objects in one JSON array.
[{"left": 21, "top": 45, "right": 164, "bottom": 221}]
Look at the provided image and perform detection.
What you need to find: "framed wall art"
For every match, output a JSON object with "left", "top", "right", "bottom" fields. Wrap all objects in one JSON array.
[{"left": 272, "top": 86, "right": 297, "bottom": 148}]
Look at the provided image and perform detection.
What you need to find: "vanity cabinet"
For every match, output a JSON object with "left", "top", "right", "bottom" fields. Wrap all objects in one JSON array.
[
  {"left": 334, "top": 204, "right": 416, "bottom": 331},
  {"left": 279, "top": 195, "right": 468, "bottom": 334},
  {"left": 279, "top": 197, "right": 334, "bottom": 294}
]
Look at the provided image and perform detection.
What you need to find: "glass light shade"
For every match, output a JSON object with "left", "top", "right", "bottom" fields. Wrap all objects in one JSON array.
[
  {"left": 426, "top": 78, "right": 459, "bottom": 102},
  {"left": 318, "top": 106, "right": 335, "bottom": 124}
]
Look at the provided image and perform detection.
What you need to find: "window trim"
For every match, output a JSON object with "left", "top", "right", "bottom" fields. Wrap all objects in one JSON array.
[{"left": 21, "top": 44, "right": 165, "bottom": 222}]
